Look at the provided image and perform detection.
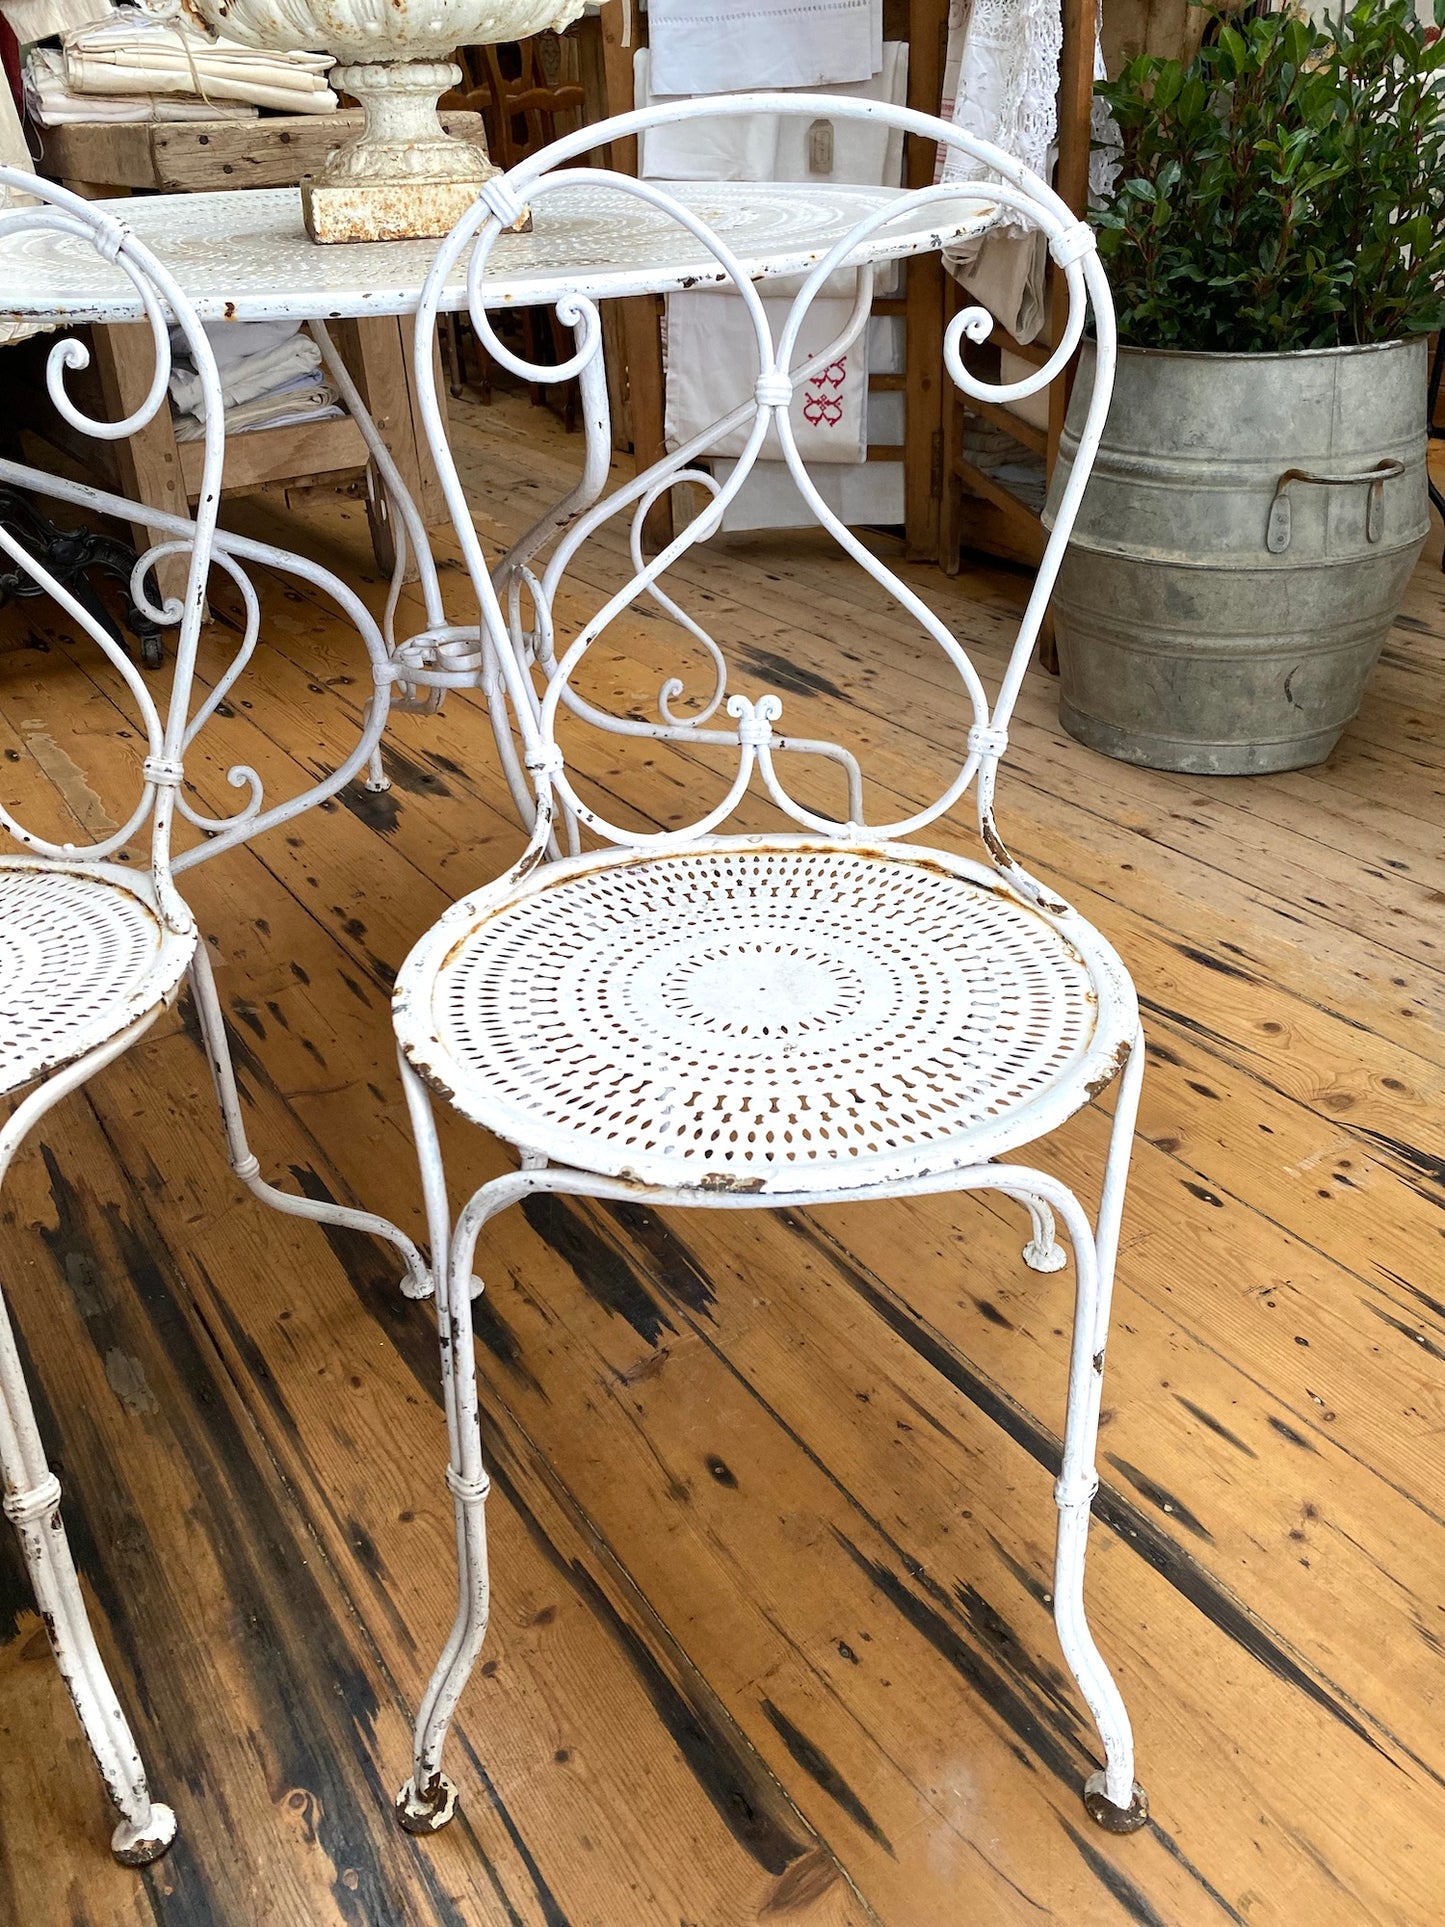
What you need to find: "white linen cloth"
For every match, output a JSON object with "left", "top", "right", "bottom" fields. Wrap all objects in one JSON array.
[
  {"left": 1, "top": 0, "right": 115, "bottom": 41},
  {"left": 665, "top": 291, "right": 866, "bottom": 465},
  {"left": 642, "top": 43, "right": 906, "bottom": 465},
  {"left": 638, "top": 40, "right": 906, "bottom": 188},
  {"left": 62, "top": 11, "right": 335, "bottom": 114},
  {"left": 934, "top": 0, "right": 1108, "bottom": 344},
  {"left": 1, "top": 36, "right": 34, "bottom": 232},
  {"left": 169, "top": 318, "right": 342, "bottom": 438},
  {"left": 939, "top": 0, "right": 1060, "bottom": 215},
  {"left": 169, "top": 326, "right": 322, "bottom": 420},
  {"left": 646, "top": 0, "right": 880, "bottom": 96},
  {"left": 173, "top": 382, "right": 342, "bottom": 440},
  {"left": 26, "top": 45, "right": 258, "bottom": 125},
  {"left": 169, "top": 316, "right": 302, "bottom": 377},
  {"left": 951, "top": 222, "right": 1047, "bottom": 345}
]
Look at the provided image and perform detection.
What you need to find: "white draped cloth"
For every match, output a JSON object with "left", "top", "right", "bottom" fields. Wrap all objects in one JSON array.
[
  {"left": 665, "top": 291, "right": 867, "bottom": 466},
  {"left": 640, "top": 42, "right": 909, "bottom": 466},
  {"left": 637, "top": 40, "right": 907, "bottom": 192},
  {"left": 940, "top": 0, "right": 1062, "bottom": 218},
  {"left": 646, "top": 0, "right": 881, "bottom": 96}
]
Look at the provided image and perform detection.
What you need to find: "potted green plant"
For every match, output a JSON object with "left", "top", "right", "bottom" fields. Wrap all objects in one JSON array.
[{"left": 1045, "top": 0, "right": 1445, "bottom": 773}]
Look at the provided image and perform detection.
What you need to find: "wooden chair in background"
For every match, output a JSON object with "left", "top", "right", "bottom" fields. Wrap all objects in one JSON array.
[{"left": 939, "top": 0, "right": 1250, "bottom": 608}]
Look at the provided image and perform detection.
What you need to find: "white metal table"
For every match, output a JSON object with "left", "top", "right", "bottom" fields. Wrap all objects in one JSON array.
[{"left": 0, "top": 178, "right": 992, "bottom": 321}]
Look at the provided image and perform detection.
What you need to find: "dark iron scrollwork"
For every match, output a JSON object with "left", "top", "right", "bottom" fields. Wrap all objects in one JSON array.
[{"left": 0, "top": 485, "right": 164, "bottom": 666}]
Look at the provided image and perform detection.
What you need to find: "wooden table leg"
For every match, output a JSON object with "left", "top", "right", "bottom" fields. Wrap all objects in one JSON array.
[
  {"left": 621, "top": 295, "right": 671, "bottom": 551},
  {"left": 91, "top": 319, "right": 191, "bottom": 609},
  {"left": 400, "top": 320, "right": 451, "bottom": 532},
  {"left": 331, "top": 316, "right": 449, "bottom": 579}
]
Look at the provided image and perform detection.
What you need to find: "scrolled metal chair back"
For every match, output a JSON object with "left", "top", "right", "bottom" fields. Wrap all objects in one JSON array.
[
  {"left": 0, "top": 171, "right": 415, "bottom": 912},
  {"left": 0, "top": 170, "right": 226, "bottom": 931},
  {"left": 410, "top": 96, "right": 1116, "bottom": 901}
]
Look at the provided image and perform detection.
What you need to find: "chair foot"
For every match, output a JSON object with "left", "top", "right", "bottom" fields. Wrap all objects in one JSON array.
[
  {"left": 1082, "top": 1771, "right": 1149, "bottom": 1834},
  {"left": 396, "top": 1772, "right": 458, "bottom": 1834},
  {"left": 111, "top": 1802, "right": 177, "bottom": 1867},
  {"left": 1023, "top": 1237, "right": 1067, "bottom": 1273},
  {"left": 400, "top": 1255, "right": 435, "bottom": 1301}
]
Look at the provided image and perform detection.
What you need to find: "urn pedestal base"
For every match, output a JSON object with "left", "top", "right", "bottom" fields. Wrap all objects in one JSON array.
[
  {"left": 302, "top": 173, "right": 488, "bottom": 245},
  {"left": 302, "top": 58, "right": 500, "bottom": 244},
  {"left": 187, "top": 0, "right": 585, "bottom": 241}
]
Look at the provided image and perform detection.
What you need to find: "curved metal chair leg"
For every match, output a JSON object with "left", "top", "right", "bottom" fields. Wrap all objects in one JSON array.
[
  {"left": 0, "top": 1040, "right": 176, "bottom": 1865},
  {"left": 1048, "top": 1032, "right": 1149, "bottom": 1833},
  {"left": 188, "top": 944, "right": 433, "bottom": 1298},
  {"left": 389, "top": 1134, "right": 1149, "bottom": 1837},
  {"left": 395, "top": 1061, "right": 491, "bottom": 1834}
]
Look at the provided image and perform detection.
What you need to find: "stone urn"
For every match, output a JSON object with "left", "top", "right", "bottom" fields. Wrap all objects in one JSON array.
[{"left": 189, "top": 0, "right": 585, "bottom": 242}]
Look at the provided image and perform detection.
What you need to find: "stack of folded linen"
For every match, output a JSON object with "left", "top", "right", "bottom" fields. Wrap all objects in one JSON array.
[
  {"left": 26, "top": 43, "right": 259, "bottom": 124},
  {"left": 168, "top": 319, "right": 343, "bottom": 443},
  {"left": 58, "top": 8, "right": 335, "bottom": 116}
]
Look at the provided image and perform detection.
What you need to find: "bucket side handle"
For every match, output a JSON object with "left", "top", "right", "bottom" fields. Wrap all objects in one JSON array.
[{"left": 1266, "top": 459, "right": 1405, "bottom": 554}]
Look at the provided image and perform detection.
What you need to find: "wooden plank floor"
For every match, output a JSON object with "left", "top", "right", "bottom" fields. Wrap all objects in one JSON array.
[{"left": 1, "top": 387, "right": 1444, "bottom": 1925}]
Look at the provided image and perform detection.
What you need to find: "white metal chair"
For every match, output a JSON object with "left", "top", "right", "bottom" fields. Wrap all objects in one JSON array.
[
  {"left": 0, "top": 171, "right": 433, "bottom": 1862},
  {"left": 391, "top": 97, "right": 1151, "bottom": 1842}
]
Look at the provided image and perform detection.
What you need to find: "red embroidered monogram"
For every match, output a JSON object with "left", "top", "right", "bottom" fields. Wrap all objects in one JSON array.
[{"left": 802, "top": 354, "right": 848, "bottom": 428}]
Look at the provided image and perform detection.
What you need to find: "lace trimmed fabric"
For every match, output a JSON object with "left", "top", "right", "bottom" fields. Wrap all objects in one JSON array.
[
  {"left": 941, "top": 0, "right": 1061, "bottom": 224},
  {"left": 939, "top": 0, "right": 1115, "bottom": 232},
  {"left": 934, "top": 0, "right": 1116, "bottom": 341}
]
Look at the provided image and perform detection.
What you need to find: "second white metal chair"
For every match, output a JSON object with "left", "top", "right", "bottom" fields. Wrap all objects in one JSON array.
[
  {"left": 0, "top": 171, "right": 433, "bottom": 1862},
  {"left": 389, "top": 96, "right": 1151, "bottom": 1845}
]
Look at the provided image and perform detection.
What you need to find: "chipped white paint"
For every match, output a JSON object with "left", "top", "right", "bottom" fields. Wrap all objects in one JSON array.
[
  {"left": 0, "top": 175, "right": 217, "bottom": 1869},
  {"left": 386, "top": 97, "right": 1151, "bottom": 1843},
  {"left": 0, "top": 179, "right": 994, "bottom": 324},
  {"left": 0, "top": 105, "right": 1147, "bottom": 1859}
]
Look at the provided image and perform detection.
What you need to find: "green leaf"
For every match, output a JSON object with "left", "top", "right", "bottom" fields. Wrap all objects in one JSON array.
[{"left": 1217, "top": 24, "right": 1248, "bottom": 78}]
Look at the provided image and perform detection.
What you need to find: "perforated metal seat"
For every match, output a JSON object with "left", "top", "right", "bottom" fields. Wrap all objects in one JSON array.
[
  {"left": 0, "top": 861, "right": 195, "bottom": 1097},
  {"left": 395, "top": 839, "right": 1137, "bottom": 1193}
]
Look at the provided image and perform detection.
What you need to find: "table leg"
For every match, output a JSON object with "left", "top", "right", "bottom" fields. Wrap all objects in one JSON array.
[
  {"left": 620, "top": 294, "right": 671, "bottom": 551},
  {"left": 310, "top": 322, "right": 446, "bottom": 644},
  {"left": 328, "top": 317, "right": 448, "bottom": 580}
]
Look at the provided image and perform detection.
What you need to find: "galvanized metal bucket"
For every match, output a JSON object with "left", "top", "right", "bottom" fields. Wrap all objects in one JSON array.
[{"left": 1043, "top": 337, "right": 1430, "bottom": 774}]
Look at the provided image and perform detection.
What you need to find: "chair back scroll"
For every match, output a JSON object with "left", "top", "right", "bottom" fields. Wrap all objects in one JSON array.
[
  {"left": 0, "top": 170, "right": 225, "bottom": 931},
  {"left": 0, "top": 172, "right": 411, "bottom": 905},
  {"left": 407, "top": 95, "right": 1117, "bottom": 897}
]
